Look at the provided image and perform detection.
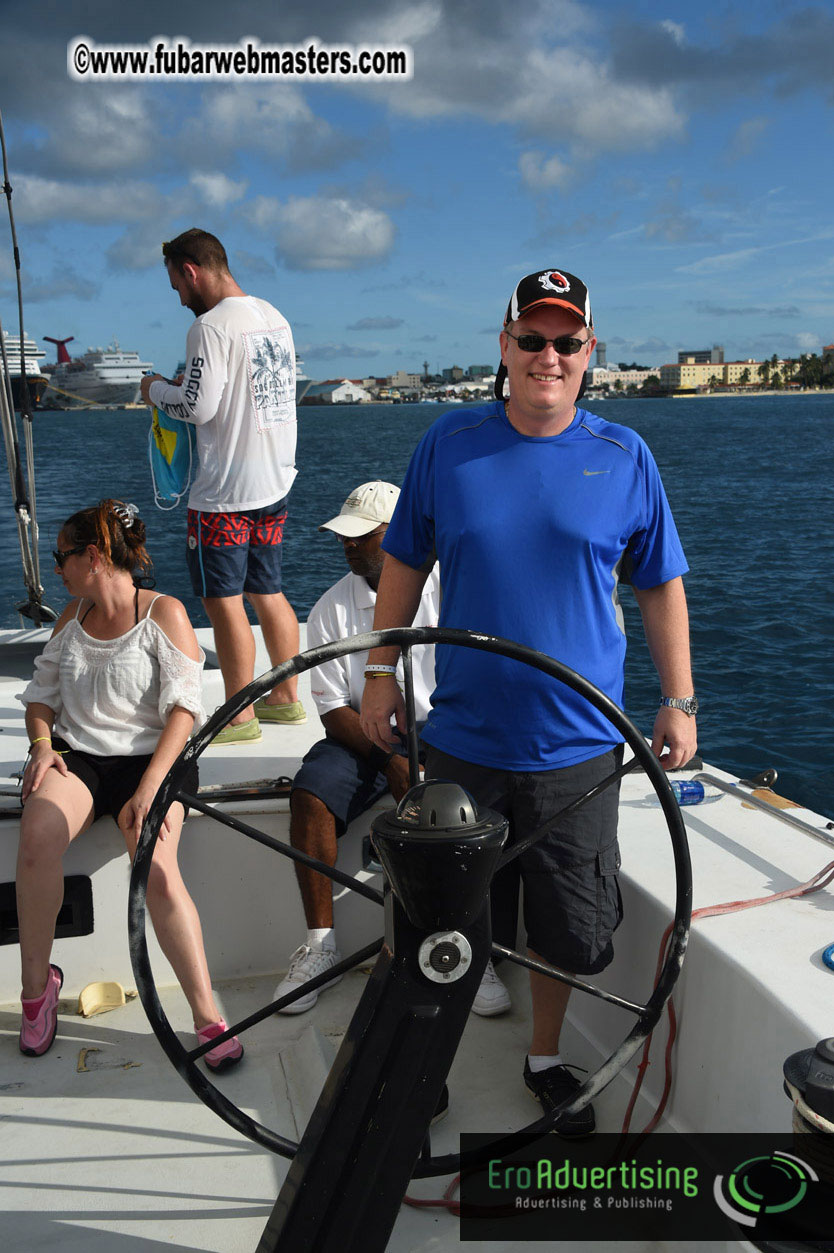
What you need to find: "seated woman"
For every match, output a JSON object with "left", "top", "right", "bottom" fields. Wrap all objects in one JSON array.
[{"left": 16, "top": 499, "right": 242, "bottom": 1071}]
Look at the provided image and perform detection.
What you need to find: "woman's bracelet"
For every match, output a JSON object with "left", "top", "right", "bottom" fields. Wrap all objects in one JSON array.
[
  {"left": 29, "top": 736, "right": 52, "bottom": 747},
  {"left": 364, "top": 663, "right": 397, "bottom": 676}
]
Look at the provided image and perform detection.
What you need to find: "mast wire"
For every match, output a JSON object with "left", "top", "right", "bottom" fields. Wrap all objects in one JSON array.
[{"left": 0, "top": 104, "right": 57, "bottom": 626}]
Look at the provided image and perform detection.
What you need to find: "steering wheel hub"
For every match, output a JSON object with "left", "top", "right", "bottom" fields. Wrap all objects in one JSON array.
[{"left": 419, "top": 931, "right": 472, "bottom": 982}]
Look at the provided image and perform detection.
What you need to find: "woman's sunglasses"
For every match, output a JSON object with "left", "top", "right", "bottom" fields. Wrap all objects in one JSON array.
[{"left": 53, "top": 544, "right": 87, "bottom": 569}]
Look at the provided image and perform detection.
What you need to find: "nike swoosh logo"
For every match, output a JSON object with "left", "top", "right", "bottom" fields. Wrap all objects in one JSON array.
[{"left": 583, "top": 469, "right": 610, "bottom": 476}]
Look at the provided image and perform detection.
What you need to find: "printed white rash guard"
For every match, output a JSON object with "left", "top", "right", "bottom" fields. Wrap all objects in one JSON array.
[{"left": 149, "top": 295, "right": 298, "bottom": 513}]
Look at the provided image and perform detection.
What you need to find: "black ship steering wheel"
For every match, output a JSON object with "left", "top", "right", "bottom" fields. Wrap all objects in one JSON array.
[{"left": 128, "top": 627, "right": 692, "bottom": 1178}]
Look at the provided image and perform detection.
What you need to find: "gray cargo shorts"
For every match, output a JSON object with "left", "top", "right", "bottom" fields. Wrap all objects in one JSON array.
[{"left": 424, "top": 744, "right": 624, "bottom": 974}]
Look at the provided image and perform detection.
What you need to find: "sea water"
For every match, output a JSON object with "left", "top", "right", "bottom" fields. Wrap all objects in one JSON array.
[{"left": 1, "top": 395, "right": 831, "bottom": 819}]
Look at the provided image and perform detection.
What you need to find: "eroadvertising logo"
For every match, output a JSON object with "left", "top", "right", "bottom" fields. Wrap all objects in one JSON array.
[{"left": 459, "top": 1133, "right": 834, "bottom": 1242}]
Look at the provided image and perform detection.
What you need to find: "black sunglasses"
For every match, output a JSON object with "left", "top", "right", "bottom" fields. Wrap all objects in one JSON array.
[
  {"left": 339, "top": 526, "right": 387, "bottom": 545},
  {"left": 504, "top": 329, "right": 591, "bottom": 355},
  {"left": 53, "top": 544, "right": 87, "bottom": 568}
]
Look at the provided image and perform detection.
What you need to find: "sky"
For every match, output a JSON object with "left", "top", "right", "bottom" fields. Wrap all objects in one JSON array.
[{"left": 1, "top": 0, "right": 833, "bottom": 382}]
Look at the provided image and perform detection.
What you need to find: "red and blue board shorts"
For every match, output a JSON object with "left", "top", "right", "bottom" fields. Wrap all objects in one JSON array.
[{"left": 186, "top": 497, "right": 288, "bottom": 598}]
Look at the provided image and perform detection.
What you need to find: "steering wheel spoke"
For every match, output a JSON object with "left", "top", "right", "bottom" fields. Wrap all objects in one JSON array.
[{"left": 491, "top": 944, "right": 647, "bottom": 1016}]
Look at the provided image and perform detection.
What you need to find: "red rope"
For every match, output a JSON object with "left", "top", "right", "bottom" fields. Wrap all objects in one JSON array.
[
  {"left": 621, "top": 857, "right": 834, "bottom": 1141},
  {"left": 404, "top": 856, "right": 834, "bottom": 1213},
  {"left": 403, "top": 1173, "right": 462, "bottom": 1214}
]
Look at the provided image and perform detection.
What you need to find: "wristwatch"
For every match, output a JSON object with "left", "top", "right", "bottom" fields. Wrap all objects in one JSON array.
[{"left": 659, "top": 695, "right": 699, "bottom": 716}]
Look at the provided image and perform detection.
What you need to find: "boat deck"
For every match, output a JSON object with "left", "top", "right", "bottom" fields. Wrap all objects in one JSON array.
[
  {"left": 0, "top": 624, "right": 832, "bottom": 1250},
  {"left": 2, "top": 963, "right": 690, "bottom": 1253}
]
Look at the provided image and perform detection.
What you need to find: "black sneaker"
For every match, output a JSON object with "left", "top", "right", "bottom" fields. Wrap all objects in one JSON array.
[{"left": 523, "top": 1058, "right": 595, "bottom": 1138}]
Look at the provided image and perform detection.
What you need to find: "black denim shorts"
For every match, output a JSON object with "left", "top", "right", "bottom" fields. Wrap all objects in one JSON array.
[
  {"left": 424, "top": 744, "right": 624, "bottom": 974},
  {"left": 53, "top": 737, "right": 199, "bottom": 824}
]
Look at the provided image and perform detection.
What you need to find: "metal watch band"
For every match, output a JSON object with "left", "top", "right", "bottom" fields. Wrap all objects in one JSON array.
[{"left": 659, "top": 695, "right": 699, "bottom": 716}]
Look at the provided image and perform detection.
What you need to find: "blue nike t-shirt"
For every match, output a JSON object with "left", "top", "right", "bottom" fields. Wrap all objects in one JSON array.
[{"left": 383, "top": 402, "right": 688, "bottom": 770}]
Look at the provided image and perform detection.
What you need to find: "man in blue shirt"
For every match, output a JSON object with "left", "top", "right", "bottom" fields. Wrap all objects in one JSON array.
[{"left": 360, "top": 268, "right": 697, "bottom": 1135}]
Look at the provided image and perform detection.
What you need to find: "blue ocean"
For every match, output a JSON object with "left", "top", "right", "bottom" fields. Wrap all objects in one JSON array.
[{"left": 2, "top": 396, "right": 832, "bottom": 820}]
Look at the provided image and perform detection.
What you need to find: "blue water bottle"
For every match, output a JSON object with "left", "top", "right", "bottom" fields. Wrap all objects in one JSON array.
[{"left": 670, "top": 780, "right": 705, "bottom": 806}]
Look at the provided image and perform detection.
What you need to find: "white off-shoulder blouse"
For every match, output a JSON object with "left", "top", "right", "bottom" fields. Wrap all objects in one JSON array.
[{"left": 18, "top": 597, "right": 206, "bottom": 757}]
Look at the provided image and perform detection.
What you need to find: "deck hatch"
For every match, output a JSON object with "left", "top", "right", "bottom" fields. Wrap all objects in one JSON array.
[{"left": 0, "top": 874, "right": 93, "bottom": 945}]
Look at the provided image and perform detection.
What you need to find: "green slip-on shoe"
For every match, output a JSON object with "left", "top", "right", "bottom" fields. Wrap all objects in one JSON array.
[
  {"left": 210, "top": 717, "right": 262, "bottom": 745},
  {"left": 253, "top": 699, "right": 307, "bottom": 725}
]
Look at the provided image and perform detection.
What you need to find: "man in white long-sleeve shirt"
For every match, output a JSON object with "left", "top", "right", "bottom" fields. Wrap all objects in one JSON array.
[{"left": 141, "top": 228, "right": 304, "bottom": 743}]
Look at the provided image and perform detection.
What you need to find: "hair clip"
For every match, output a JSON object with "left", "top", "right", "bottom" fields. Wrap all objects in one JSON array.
[{"left": 112, "top": 501, "right": 139, "bottom": 528}]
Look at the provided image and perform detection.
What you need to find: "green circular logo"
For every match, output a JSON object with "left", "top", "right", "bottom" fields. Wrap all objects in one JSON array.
[{"left": 714, "top": 1152, "right": 818, "bottom": 1228}]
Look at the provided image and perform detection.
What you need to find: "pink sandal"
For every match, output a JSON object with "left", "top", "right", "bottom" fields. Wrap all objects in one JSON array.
[
  {"left": 194, "top": 1018, "right": 244, "bottom": 1073},
  {"left": 20, "top": 964, "right": 64, "bottom": 1056}
]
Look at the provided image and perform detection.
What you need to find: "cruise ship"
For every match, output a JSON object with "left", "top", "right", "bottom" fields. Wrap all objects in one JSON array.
[
  {"left": 0, "top": 328, "right": 49, "bottom": 410},
  {"left": 295, "top": 353, "right": 312, "bottom": 403},
  {"left": 44, "top": 339, "right": 154, "bottom": 409}
]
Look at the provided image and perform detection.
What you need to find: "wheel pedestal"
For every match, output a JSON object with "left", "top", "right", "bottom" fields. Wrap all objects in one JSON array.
[{"left": 257, "top": 781, "right": 508, "bottom": 1253}]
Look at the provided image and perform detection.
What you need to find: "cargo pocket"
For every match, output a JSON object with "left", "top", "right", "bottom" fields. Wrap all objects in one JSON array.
[{"left": 593, "top": 841, "right": 623, "bottom": 971}]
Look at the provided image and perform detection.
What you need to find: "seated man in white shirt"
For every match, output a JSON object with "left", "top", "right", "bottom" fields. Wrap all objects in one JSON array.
[{"left": 274, "top": 480, "right": 509, "bottom": 1017}]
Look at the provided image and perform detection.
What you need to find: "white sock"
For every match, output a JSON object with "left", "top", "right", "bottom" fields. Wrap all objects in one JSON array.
[
  {"left": 528, "top": 1053, "right": 563, "bottom": 1073},
  {"left": 308, "top": 928, "right": 336, "bottom": 951}
]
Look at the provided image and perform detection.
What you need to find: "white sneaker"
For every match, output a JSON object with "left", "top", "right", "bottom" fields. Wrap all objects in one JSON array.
[
  {"left": 471, "top": 959, "right": 511, "bottom": 1017},
  {"left": 273, "top": 944, "right": 343, "bottom": 1015}
]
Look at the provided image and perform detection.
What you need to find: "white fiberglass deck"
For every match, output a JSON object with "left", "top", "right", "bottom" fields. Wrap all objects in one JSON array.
[{"left": 0, "top": 623, "right": 831, "bottom": 1251}]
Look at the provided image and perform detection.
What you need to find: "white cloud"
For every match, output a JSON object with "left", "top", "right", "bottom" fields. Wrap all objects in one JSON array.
[
  {"left": 512, "top": 50, "right": 684, "bottom": 151},
  {"left": 14, "top": 174, "right": 164, "bottom": 224},
  {"left": 352, "top": 0, "right": 443, "bottom": 45},
  {"left": 519, "top": 151, "right": 571, "bottom": 192},
  {"left": 725, "top": 116, "right": 770, "bottom": 162},
  {"left": 190, "top": 172, "right": 248, "bottom": 209},
  {"left": 234, "top": 249, "right": 276, "bottom": 277},
  {"left": 677, "top": 229, "right": 834, "bottom": 275},
  {"left": 24, "top": 268, "right": 99, "bottom": 303},
  {"left": 347, "top": 316, "right": 404, "bottom": 330},
  {"left": 181, "top": 86, "right": 359, "bottom": 171},
  {"left": 248, "top": 195, "right": 395, "bottom": 270},
  {"left": 301, "top": 342, "right": 380, "bottom": 360},
  {"left": 37, "top": 90, "right": 158, "bottom": 175},
  {"left": 106, "top": 220, "right": 183, "bottom": 271},
  {"left": 360, "top": 10, "right": 685, "bottom": 154},
  {"left": 660, "top": 20, "right": 686, "bottom": 47},
  {"left": 280, "top": 198, "right": 395, "bottom": 270}
]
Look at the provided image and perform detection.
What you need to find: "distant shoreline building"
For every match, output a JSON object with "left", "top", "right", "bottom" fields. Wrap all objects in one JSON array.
[
  {"left": 660, "top": 358, "right": 759, "bottom": 392},
  {"left": 677, "top": 345, "right": 724, "bottom": 365},
  {"left": 303, "top": 379, "right": 371, "bottom": 404}
]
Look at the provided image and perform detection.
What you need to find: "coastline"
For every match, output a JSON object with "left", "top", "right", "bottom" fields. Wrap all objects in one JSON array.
[{"left": 667, "top": 387, "right": 834, "bottom": 400}]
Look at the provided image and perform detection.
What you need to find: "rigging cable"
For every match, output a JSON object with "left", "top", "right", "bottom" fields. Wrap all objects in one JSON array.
[{"left": 0, "top": 105, "right": 57, "bottom": 626}]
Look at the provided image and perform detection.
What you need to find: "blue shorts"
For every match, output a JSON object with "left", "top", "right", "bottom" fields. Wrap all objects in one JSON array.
[
  {"left": 424, "top": 745, "right": 623, "bottom": 974},
  {"left": 292, "top": 728, "right": 423, "bottom": 837},
  {"left": 186, "top": 498, "right": 288, "bottom": 599}
]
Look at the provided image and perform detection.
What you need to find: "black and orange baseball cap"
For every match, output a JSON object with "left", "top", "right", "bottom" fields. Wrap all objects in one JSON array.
[{"left": 504, "top": 269, "right": 592, "bottom": 328}]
